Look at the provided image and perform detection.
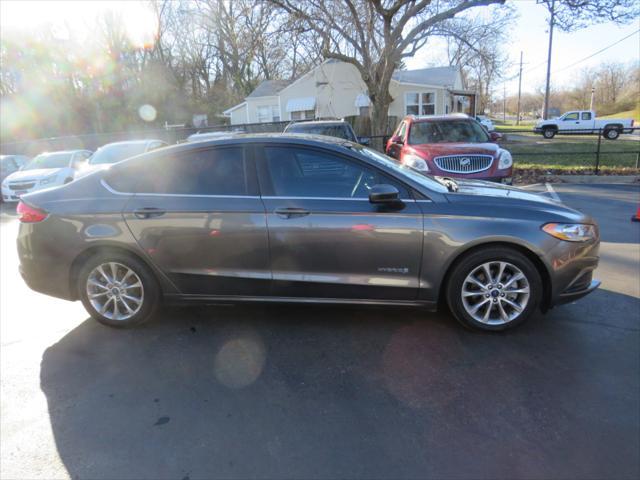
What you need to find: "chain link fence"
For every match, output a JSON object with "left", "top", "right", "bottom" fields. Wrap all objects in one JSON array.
[{"left": 2, "top": 123, "right": 638, "bottom": 174}]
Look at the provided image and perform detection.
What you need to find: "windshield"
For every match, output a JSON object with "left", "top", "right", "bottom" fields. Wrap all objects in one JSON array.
[
  {"left": 409, "top": 120, "right": 490, "bottom": 144},
  {"left": 89, "top": 143, "right": 148, "bottom": 165},
  {"left": 358, "top": 147, "right": 448, "bottom": 193},
  {"left": 23, "top": 152, "right": 72, "bottom": 170},
  {"left": 287, "top": 124, "right": 355, "bottom": 141}
]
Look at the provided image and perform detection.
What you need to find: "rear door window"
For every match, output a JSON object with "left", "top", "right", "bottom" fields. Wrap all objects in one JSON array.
[{"left": 106, "top": 147, "right": 249, "bottom": 196}]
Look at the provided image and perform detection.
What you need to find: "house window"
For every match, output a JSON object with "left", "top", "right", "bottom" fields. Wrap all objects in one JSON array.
[
  {"left": 405, "top": 92, "right": 435, "bottom": 116},
  {"left": 257, "top": 105, "right": 280, "bottom": 123},
  {"left": 290, "top": 109, "right": 315, "bottom": 121}
]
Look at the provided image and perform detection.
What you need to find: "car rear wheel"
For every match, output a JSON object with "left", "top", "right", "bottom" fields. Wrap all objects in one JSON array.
[
  {"left": 446, "top": 247, "right": 542, "bottom": 331},
  {"left": 604, "top": 128, "right": 619, "bottom": 140},
  {"left": 542, "top": 128, "right": 556, "bottom": 139},
  {"left": 78, "top": 252, "right": 160, "bottom": 328}
]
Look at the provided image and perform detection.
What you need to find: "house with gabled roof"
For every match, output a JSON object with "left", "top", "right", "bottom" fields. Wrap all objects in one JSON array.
[{"left": 223, "top": 59, "right": 476, "bottom": 126}]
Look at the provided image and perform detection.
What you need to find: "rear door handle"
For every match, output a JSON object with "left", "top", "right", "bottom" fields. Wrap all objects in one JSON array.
[
  {"left": 275, "top": 207, "right": 310, "bottom": 219},
  {"left": 133, "top": 207, "right": 166, "bottom": 219}
]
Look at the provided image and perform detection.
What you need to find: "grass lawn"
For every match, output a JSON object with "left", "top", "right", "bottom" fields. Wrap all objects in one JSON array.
[
  {"left": 504, "top": 135, "right": 640, "bottom": 168},
  {"left": 601, "top": 108, "right": 640, "bottom": 123},
  {"left": 495, "top": 124, "right": 535, "bottom": 132}
]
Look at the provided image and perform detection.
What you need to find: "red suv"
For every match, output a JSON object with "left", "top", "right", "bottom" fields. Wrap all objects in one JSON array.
[{"left": 386, "top": 115, "right": 513, "bottom": 184}]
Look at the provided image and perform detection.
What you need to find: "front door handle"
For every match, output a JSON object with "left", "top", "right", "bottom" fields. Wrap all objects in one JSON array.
[
  {"left": 133, "top": 207, "right": 166, "bottom": 219},
  {"left": 275, "top": 207, "right": 310, "bottom": 219}
]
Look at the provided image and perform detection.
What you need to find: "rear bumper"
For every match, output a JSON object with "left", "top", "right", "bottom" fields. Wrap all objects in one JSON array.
[{"left": 19, "top": 260, "right": 74, "bottom": 301}]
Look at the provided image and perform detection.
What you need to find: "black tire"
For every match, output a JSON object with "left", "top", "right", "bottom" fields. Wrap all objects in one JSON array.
[
  {"left": 603, "top": 128, "right": 620, "bottom": 140},
  {"left": 446, "top": 247, "right": 542, "bottom": 331},
  {"left": 78, "top": 251, "right": 160, "bottom": 328},
  {"left": 542, "top": 128, "right": 556, "bottom": 139}
]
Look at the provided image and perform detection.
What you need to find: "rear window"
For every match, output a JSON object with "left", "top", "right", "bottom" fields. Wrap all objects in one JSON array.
[
  {"left": 106, "top": 147, "right": 247, "bottom": 196},
  {"left": 286, "top": 124, "right": 355, "bottom": 141},
  {"left": 408, "top": 120, "right": 489, "bottom": 144}
]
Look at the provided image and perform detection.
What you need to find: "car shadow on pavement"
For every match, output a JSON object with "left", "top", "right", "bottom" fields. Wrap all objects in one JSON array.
[{"left": 40, "top": 291, "right": 639, "bottom": 480}]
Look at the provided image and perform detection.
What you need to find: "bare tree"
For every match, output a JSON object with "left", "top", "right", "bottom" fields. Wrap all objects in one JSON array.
[
  {"left": 270, "top": 0, "right": 506, "bottom": 135},
  {"left": 538, "top": 0, "right": 637, "bottom": 118},
  {"left": 441, "top": 5, "right": 515, "bottom": 113}
]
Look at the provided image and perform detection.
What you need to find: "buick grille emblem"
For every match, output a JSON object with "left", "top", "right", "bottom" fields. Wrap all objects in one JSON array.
[{"left": 460, "top": 157, "right": 471, "bottom": 167}]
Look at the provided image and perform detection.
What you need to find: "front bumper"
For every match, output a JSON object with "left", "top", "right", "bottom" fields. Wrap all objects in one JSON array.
[
  {"left": 546, "top": 236, "right": 601, "bottom": 308},
  {"left": 2, "top": 184, "right": 40, "bottom": 202},
  {"left": 555, "top": 279, "right": 601, "bottom": 305}
]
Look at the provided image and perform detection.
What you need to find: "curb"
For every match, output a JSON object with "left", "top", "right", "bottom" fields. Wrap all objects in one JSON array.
[{"left": 548, "top": 175, "right": 639, "bottom": 184}]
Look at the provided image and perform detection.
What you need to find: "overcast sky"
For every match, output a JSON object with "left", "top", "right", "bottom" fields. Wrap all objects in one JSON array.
[{"left": 406, "top": 0, "right": 640, "bottom": 96}]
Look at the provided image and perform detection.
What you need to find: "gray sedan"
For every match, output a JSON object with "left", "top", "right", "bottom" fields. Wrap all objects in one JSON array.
[{"left": 15, "top": 134, "right": 600, "bottom": 331}]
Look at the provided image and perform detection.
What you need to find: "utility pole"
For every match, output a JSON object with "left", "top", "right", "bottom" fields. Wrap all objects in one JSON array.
[
  {"left": 542, "top": 0, "right": 555, "bottom": 120},
  {"left": 503, "top": 83, "right": 506, "bottom": 123},
  {"left": 589, "top": 87, "right": 595, "bottom": 110},
  {"left": 516, "top": 51, "right": 523, "bottom": 125}
]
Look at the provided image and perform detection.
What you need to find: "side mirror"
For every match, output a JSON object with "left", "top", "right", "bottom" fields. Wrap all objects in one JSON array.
[
  {"left": 489, "top": 131, "right": 503, "bottom": 142},
  {"left": 369, "top": 184, "right": 401, "bottom": 204},
  {"left": 358, "top": 136, "right": 370, "bottom": 146},
  {"left": 390, "top": 135, "right": 403, "bottom": 145}
]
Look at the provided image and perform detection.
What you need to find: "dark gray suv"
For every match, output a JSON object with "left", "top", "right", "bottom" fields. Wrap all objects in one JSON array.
[{"left": 16, "top": 134, "right": 600, "bottom": 331}]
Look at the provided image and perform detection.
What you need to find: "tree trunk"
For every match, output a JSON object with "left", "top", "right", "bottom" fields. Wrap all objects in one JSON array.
[{"left": 368, "top": 82, "right": 393, "bottom": 151}]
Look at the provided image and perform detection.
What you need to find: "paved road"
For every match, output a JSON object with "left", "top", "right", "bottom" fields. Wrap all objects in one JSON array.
[{"left": 1, "top": 184, "right": 639, "bottom": 480}]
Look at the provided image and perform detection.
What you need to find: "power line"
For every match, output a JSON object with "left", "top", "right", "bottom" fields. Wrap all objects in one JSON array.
[
  {"left": 551, "top": 28, "right": 640, "bottom": 74},
  {"left": 502, "top": 28, "right": 640, "bottom": 84}
]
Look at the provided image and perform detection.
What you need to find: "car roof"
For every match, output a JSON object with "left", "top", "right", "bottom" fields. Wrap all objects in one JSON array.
[
  {"left": 33, "top": 149, "right": 89, "bottom": 156},
  {"left": 405, "top": 114, "right": 471, "bottom": 123},
  {"left": 155, "top": 133, "right": 355, "bottom": 155},
  {"left": 287, "top": 120, "right": 350, "bottom": 126},
  {"left": 98, "top": 140, "right": 164, "bottom": 148}
]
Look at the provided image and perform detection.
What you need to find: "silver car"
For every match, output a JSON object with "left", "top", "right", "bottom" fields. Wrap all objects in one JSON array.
[{"left": 16, "top": 135, "right": 600, "bottom": 331}]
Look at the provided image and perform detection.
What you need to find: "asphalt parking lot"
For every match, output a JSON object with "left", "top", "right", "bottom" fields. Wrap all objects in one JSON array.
[{"left": 1, "top": 183, "right": 639, "bottom": 480}]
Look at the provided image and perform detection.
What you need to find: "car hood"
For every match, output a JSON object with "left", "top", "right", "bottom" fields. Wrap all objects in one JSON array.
[
  {"left": 4, "top": 168, "right": 63, "bottom": 182},
  {"left": 445, "top": 179, "right": 589, "bottom": 223},
  {"left": 411, "top": 143, "right": 500, "bottom": 159},
  {"left": 451, "top": 179, "right": 556, "bottom": 203}
]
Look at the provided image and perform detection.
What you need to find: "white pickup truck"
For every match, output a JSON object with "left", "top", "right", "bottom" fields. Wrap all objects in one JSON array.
[{"left": 534, "top": 110, "right": 634, "bottom": 140}]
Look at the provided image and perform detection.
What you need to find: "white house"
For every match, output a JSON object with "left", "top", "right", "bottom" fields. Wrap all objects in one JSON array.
[{"left": 223, "top": 59, "right": 476, "bottom": 125}]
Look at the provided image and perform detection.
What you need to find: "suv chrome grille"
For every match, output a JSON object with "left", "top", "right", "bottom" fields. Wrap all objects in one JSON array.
[
  {"left": 9, "top": 182, "right": 36, "bottom": 191},
  {"left": 433, "top": 155, "right": 493, "bottom": 174}
]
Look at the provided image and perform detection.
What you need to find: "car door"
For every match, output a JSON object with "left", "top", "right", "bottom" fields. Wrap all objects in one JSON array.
[
  {"left": 119, "top": 145, "right": 271, "bottom": 296},
  {"left": 256, "top": 144, "right": 423, "bottom": 301},
  {"left": 560, "top": 112, "right": 581, "bottom": 131},
  {"left": 386, "top": 121, "right": 407, "bottom": 159}
]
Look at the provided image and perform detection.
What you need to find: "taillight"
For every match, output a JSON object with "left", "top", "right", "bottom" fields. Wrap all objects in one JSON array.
[{"left": 17, "top": 201, "right": 48, "bottom": 223}]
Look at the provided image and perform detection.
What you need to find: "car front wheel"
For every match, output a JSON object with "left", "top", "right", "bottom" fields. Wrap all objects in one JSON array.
[
  {"left": 446, "top": 247, "right": 542, "bottom": 331},
  {"left": 542, "top": 128, "right": 556, "bottom": 139},
  {"left": 78, "top": 252, "right": 160, "bottom": 328}
]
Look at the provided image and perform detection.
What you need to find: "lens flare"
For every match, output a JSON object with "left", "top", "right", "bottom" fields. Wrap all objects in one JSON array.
[{"left": 138, "top": 104, "right": 157, "bottom": 122}]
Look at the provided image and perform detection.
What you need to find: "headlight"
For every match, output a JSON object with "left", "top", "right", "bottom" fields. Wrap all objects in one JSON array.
[
  {"left": 542, "top": 223, "right": 597, "bottom": 242},
  {"left": 403, "top": 153, "right": 429, "bottom": 172},
  {"left": 40, "top": 173, "right": 58, "bottom": 185},
  {"left": 498, "top": 149, "right": 513, "bottom": 169}
]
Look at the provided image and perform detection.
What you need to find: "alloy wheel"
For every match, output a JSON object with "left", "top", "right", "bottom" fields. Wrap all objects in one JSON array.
[
  {"left": 461, "top": 261, "right": 530, "bottom": 325},
  {"left": 86, "top": 262, "right": 144, "bottom": 321}
]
